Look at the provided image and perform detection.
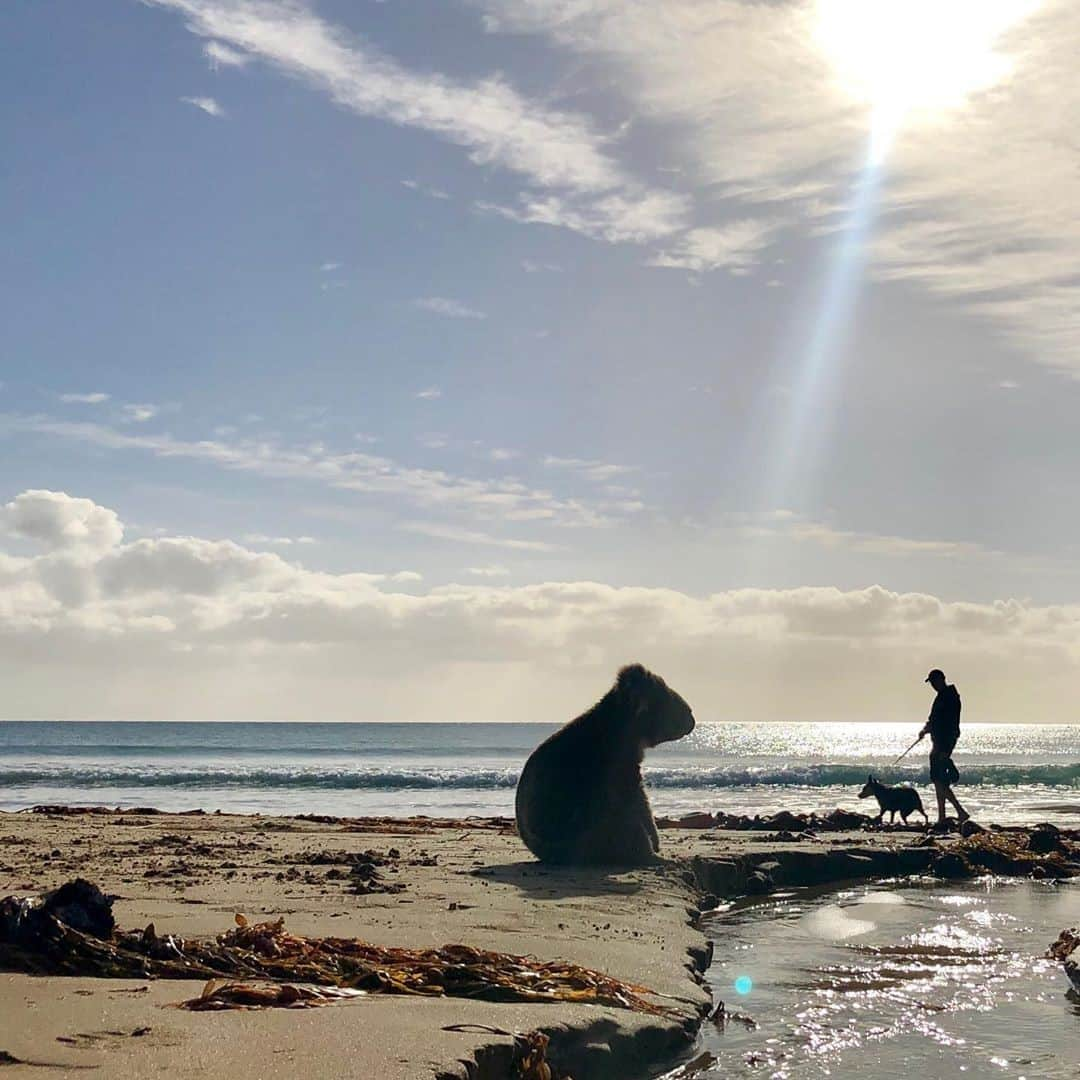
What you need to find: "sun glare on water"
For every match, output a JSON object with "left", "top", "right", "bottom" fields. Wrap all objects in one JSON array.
[{"left": 814, "top": 0, "right": 1041, "bottom": 156}]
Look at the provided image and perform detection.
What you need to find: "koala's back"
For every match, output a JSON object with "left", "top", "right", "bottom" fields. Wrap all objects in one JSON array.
[{"left": 515, "top": 718, "right": 606, "bottom": 864}]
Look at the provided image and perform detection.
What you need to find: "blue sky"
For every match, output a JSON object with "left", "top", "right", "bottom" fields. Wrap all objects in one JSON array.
[{"left": 2, "top": 0, "right": 1079, "bottom": 721}]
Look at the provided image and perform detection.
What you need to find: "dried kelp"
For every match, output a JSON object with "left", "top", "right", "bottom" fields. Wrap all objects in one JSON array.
[
  {"left": 1048, "top": 927, "right": 1079, "bottom": 962},
  {"left": 1048, "top": 927, "right": 1080, "bottom": 992},
  {"left": 293, "top": 814, "right": 516, "bottom": 834},
  {"left": 178, "top": 978, "right": 367, "bottom": 1011},
  {"left": 0, "top": 880, "right": 670, "bottom": 1016},
  {"left": 512, "top": 1030, "right": 564, "bottom": 1080},
  {"left": 654, "top": 1052, "right": 719, "bottom": 1080},
  {"left": 440, "top": 1025, "right": 574, "bottom": 1080}
]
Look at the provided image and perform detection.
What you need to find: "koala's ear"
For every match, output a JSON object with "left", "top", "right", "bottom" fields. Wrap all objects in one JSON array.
[{"left": 616, "top": 664, "right": 650, "bottom": 695}]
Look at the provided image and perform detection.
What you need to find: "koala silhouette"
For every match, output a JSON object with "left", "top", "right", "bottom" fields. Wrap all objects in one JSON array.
[{"left": 515, "top": 664, "right": 695, "bottom": 866}]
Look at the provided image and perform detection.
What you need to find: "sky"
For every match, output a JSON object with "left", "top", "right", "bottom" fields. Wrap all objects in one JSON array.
[{"left": 2, "top": 0, "right": 1080, "bottom": 722}]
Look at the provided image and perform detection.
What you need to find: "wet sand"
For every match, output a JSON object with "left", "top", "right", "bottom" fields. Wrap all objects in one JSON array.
[{"left": 0, "top": 810, "right": 1075, "bottom": 1078}]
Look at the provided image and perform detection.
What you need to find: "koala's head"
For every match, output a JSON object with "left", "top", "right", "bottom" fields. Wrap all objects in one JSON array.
[{"left": 615, "top": 664, "right": 695, "bottom": 748}]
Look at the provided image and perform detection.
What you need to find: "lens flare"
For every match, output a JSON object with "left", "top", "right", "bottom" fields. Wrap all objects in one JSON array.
[{"left": 735, "top": 975, "right": 753, "bottom": 995}]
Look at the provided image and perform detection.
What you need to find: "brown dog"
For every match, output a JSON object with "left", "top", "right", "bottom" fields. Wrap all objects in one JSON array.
[{"left": 858, "top": 774, "right": 928, "bottom": 825}]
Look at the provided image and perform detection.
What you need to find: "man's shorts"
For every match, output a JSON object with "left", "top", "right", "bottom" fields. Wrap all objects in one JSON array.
[{"left": 930, "top": 747, "right": 960, "bottom": 785}]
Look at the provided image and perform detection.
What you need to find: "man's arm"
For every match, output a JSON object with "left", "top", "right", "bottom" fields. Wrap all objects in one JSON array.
[{"left": 921, "top": 695, "right": 942, "bottom": 739}]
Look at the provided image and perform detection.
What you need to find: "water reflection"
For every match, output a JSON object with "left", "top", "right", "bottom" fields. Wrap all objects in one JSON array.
[{"left": 699, "top": 878, "right": 1077, "bottom": 1078}]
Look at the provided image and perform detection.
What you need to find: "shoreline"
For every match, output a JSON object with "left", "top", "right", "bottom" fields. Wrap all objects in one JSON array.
[{"left": 1, "top": 809, "right": 1077, "bottom": 1079}]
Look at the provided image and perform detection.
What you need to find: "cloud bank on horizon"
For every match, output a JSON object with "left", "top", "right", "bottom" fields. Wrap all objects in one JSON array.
[
  {"left": 3, "top": 1, "right": 1080, "bottom": 720},
  {"left": 1, "top": 489, "right": 1078, "bottom": 723}
]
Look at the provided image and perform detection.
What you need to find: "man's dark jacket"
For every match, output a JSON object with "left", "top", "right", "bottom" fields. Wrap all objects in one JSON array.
[{"left": 927, "top": 684, "right": 961, "bottom": 750}]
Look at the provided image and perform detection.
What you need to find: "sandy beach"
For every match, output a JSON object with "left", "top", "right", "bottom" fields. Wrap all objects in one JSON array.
[
  {"left": 3, "top": 809, "right": 1075, "bottom": 1078},
  {"left": 0, "top": 810, "right": 718, "bottom": 1079}
]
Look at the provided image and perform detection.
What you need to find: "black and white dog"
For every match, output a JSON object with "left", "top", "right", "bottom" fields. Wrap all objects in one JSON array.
[{"left": 858, "top": 774, "right": 928, "bottom": 825}]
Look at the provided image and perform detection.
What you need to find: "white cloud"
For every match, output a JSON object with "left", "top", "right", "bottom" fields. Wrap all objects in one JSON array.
[
  {"left": 120, "top": 403, "right": 160, "bottom": 424},
  {"left": 650, "top": 220, "right": 778, "bottom": 273},
  {"left": 391, "top": 570, "right": 423, "bottom": 583},
  {"left": 544, "top": 455, "right": 636, "bottom": 483},
  {"left": 3, "top": 489, "right": 1080, "bottom": 722},
  {"left": 787, "top": 521, "right": 993, "bottom": 559},
  {"left": 243, "top": 534, "right": 317, "bottom": 547},
  {"left": 402, "top": 179, "right": 450, "bottom": 200},
  {"left": 466, "top": 564, "right": 511, "bottom": 577},
  {"left": 413, "top": 297, "right": 487, "bottom": 320},
  {"left": 399, "top": 521, "right": 557, "bottom": 552},
  {"left": 202, "top": 40, "right": 249, "bottom": 68},
  {"left": 180, "top": 95, "right": 225, "bottom": 117},
  {"left": 0, "top": 490, "right": 123, "bottom": 555},
  {"left": 520, "top": 259, "right": 563, "bottom": 273},
  {"left": 319, "top": 261, "right": 342, "bottom": 272},
  {"left": 153, "top": 1, "right": 620, "bottom": 191},
  {"left": 0, "top": 414, "right": 614, "bottom": 529},
  {"left": 476, "top": 0, "right": 1080, "bottom": 374},
  {"left": 151, "top": 0, "right": 1080, "bottom": 369},
  {"left": 476, "top": 189, "right": 688, "bottom": 245},
  {"left": 731, "top": 511, "right": 996, "bottom": 560},
  {"left": 415, "top": 387, "right": 443, "bottom": 401},
  {"left": 60, "top": 392, "right": 110, "bottom": 405},
  {"left": 150, "top": 0, "right": 687, "bottom": 248},
  {"left": 998, "top": 379, "right": 1020, "bottom": 390}
]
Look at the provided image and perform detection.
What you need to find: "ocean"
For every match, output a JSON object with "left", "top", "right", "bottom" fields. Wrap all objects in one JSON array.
[{"left": 0, "top": 721, "right": 1076, "bottom": 826}]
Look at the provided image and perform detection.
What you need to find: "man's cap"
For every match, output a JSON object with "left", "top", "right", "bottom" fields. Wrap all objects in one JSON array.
[{"left": 925, "top": 668, "right": 945, "bottom": 683}]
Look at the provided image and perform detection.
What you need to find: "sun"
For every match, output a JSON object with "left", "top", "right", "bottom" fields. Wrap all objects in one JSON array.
[{"left": 814, "top": 0, "right": 1040, "bottom": 147}]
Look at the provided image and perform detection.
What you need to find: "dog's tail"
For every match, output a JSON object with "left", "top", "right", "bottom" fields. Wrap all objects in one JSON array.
[{"left": 913, "top": 790, "right": 928, "bottom": 819}]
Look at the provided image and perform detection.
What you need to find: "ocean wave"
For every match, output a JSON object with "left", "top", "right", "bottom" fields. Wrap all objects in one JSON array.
[
  {"left": 1, "top": 762, "right": 1076, "bottom": 791},
  {"left": 0, "top": 745, "right": 524, "bottom": 758}
]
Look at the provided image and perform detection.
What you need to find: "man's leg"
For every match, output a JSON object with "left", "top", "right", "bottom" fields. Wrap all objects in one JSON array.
[
  {"left": 943, "top": 785, "right": 968, "bottom": 822},
  {"left": 933, "top": 779, "right": 948, "bottom": 826}
]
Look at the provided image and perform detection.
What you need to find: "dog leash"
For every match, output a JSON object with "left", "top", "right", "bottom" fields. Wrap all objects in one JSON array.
[{"left": 891, "top": 735, "right": 922, "bottom": 766}]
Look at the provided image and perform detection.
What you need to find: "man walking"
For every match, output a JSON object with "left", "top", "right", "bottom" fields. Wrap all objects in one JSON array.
[{"left": 920, "top": 669, "right": 969, "bottom": 829}]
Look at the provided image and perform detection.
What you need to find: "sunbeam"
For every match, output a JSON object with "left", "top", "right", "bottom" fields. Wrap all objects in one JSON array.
[
  {"left": 761, "top": 135, "right": 886, "bottom": 519},
  {"left": 755, "top": 0, "right": 1042, "bottom": 521}
]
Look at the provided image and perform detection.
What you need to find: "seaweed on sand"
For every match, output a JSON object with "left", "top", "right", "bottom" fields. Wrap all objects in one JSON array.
[
  {"left": 441, "top": 1025, "right": 575, "bottom": 1080},
  {"left": 178, "top": 978, "right": 367, "bottom": 1010},
  {"left": 936, "top": 830, "right": 1077, "bottom": 879},
  {"left": 0, "top": 879, "right": 672, "bottom": 1016},
  {"left": 1047, "top": 927, "right": 1079, "bottom": 992}
]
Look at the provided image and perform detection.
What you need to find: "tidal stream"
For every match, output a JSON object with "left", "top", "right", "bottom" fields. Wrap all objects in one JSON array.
[{"left": 698, "top": 877, "right": 1078, "bottom": 1078}]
